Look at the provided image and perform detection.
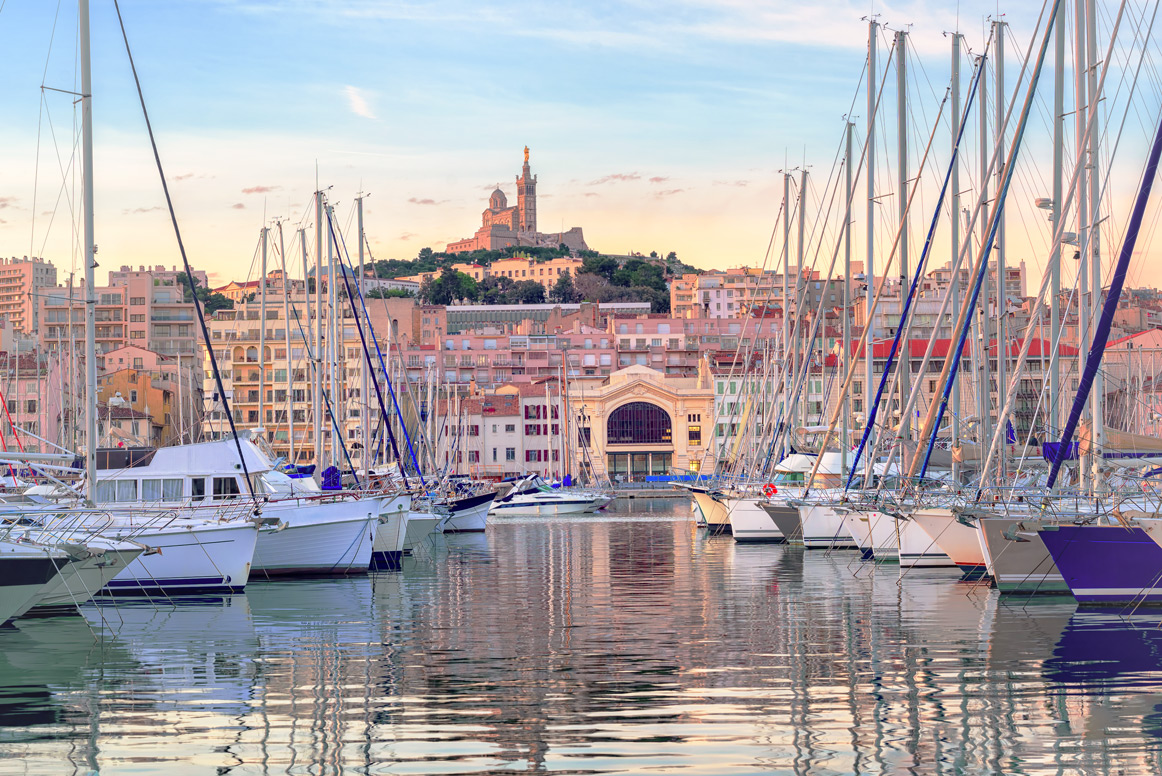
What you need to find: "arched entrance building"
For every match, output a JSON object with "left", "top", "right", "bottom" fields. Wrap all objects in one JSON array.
[{"left": 568, "top": 364, "right": 716, "bottom": 482}]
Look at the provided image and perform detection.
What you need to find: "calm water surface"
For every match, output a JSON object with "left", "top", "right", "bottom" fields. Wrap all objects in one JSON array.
[{"left": 1, "top": 497, "right": 1161, "bottom": 774}]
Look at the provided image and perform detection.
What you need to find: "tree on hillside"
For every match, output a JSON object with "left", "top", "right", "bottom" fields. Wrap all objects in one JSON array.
[
  {"left": 580, "top": 255, "right": 619, "bottom": 281},
  {"left": 419, "top": 267, "right": 479, "bottom": 305},
  {"left": 512, "top": 280, "right": 545, "bottom": 305},
  {"left": 549, "top": 270, "right": 578, "bottom": 304}
]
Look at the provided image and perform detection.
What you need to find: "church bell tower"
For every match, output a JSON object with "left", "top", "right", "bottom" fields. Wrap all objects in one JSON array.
[{"left": 516, "top": 146, "right": 537, "bottom": 233}]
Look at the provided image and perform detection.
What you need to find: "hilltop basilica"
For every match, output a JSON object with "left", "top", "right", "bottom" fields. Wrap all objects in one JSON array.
[{"left": 446, "top": 148, "right": 589, "bottom": 254}]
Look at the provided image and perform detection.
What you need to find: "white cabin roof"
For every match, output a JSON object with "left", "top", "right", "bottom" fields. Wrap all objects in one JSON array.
[{"left": 98, "top": 438, "right": 273, "bottom": 481}]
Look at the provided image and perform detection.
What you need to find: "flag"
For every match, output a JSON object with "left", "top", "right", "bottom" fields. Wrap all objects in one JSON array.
[{"left": 1006, "top": 420, "right": 1016, "bottom": 444}]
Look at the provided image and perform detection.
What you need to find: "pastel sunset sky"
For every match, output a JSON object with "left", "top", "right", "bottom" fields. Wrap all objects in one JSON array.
[{"left": 1, "top": 1, "right": 1156, "bottom": 294}]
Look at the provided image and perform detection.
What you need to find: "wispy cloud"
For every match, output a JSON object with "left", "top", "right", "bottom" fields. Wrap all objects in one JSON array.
[
  {"left": 399, "top": 232, "right": 417, "bottom": 241},
  {"left": 123, "top": 206, "right": 163, "bottom": 215},
  {"left": 654, "top": 188, "right": 685, "bottom": 198},
  {"left": 588, "top": 172, "right": 641, "bottom": 185},
  {"left": 582, "top": 192, "right": 600, "bottom": 198},
  {"left": 242, "top": 185, "right": 280, "bottom": 194},
  {"left": 174, "top": 173, "right": 196, "bottom": 181},
  {"left": 231, "top": 203, "right": 246, "bottom": 210},
  {"left": 649, "top": 176, "right": 669, "bottom": 184},
  {"left": 345, "top": 85, "right": 376, "bottom": 119},
  {"left": 0, "top": 197, "right": 16, "bottom": 210},
  {"left": 408, "top": 197, "right": 447, "bottom": 206},
  {"left": 714, "top": 179, "right": 749, "bottom": 187}
]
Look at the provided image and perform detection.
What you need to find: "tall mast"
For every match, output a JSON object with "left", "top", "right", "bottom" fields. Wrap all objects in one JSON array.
[
  {"left": 327, "top": 204, "right": 339, "bottom": 467},
  {"left": 357, "top": 195, "right": 369, "bottom": 475},
  {"left": 865, "top": 18, "right": 877, "bottom": 458},
  {"left": 1087, "top": 0, "right": 1103, "bottom": 490},
  {"left": 259, "top": 226, "right": 268, "bottom": 438},
  {"left": 994, "top": 19, "right": 1007, "bottom": 478},
  {"left": 950, "top": 32, "right": 962, "bottom": 485},
  {"left": 896, "top": 29, "right": 910, "bottom": 441},
  {"left": 313, "top": 193, "right": 324, "bottom": 470},
  {"left": 278, "top": 222, "right": 294, "bottom": 464},
  {"left": 977, "top": 48, "right": 991, "bottom": 469},
  {"left": 782, "top": 172, "right": 791, "bottom": 459},
  {"left": 797, "top": 167, "right": 807, "bottom": 431},
  {"left": 1050, "top": 0, "right": 1065, "bottom": 454},
  {"left": 1074, "top": 0, "right": 1089, "bottom": 489},
  {"left": 79, "top": 0, "right": 98, "bottom": 500},
  {"left": 843, "top": 121, "right": 854, "bottom": 475}
]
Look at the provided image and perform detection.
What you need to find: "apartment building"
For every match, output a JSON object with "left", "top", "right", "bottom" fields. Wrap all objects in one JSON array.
[{"left": 0, "top": 256, "right": 57, "bottom": 333}]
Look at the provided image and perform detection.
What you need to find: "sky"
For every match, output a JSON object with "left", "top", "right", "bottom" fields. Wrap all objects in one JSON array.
[{"left": 0, "top": 0, "right": 1158, "bottom": 291}]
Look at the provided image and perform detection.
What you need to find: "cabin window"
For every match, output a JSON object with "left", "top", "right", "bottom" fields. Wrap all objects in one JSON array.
[
  {"left": 213, "top": 476, "right": 241, "bottom": 499},
  {"left": 116, "top": 480, "right": 138, "bottom": 502},
  {"left": 142, "top": 479, "right": 163, "bottom": 501},
  {"left": 163, "top": 479, "right": 183, "bottom": 501},
  {"left": 95, "top": 481, "right": 116, "bottom": 503},
  {"left": 191, "top": 478, "right": 207, "bottom": 500}
]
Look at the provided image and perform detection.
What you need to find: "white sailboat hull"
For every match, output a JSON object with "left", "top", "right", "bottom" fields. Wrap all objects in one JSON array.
[
  {"left": 690, "top": 491, "right": 731, "bottom": 535},
  {"left": 102, "top": 521, "right": 259, "bottom": 595},
  {"left": 32, "top": 545, "right": 144, "bottom": 611},
  {"left": 722, "top": 496, "right": 783, "bottom": 542},
  {"left": 910, "top": 508, "right": 987, "bottom": 576},
  {"left": 253, "top": 499, "right": 377, "bottom": 576},
  {"left": 797, "top": 504, "right": 857, "bottom": 549},
  {"left": 897, "top": 517, "right": 955, "bottom": 568},
  {"left": 842, "top": 511, "right": 874, "bottom": 559},
  {"left": 866, "top": 510, "right": 900, "bottom": 560},
  {"left": 373, "top": 494, "right": 411, "bottom": 570},
  {"left": 403, "top": 512, "right": 441, "bottom": 554}
]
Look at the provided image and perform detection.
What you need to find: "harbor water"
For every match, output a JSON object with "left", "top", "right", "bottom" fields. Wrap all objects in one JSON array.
[{"left": 1, "top": 498, "right": 1161, "bottom": 774}]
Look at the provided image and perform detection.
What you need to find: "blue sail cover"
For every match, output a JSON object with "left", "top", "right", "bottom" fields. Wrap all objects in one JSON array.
[{"left": 1042, "top": 441, "right": 1078, "bottom": 462}]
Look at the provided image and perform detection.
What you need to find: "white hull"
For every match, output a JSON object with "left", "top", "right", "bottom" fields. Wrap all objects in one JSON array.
[
  {"left": 691, "top": 491, "right": 732, "bottom": 535},
  {"left": 910, "top": 508, "right": 987, "bottom": 576},
  {"left": 373, "top": 494, "right": 411, "bottom": 570},
  {"left": 102, "top": 521, "right": 259, "bottom": 595},
  {"left": 403, "top": 512, "right": 441, "bottom": 554},
  {"left": 978, "top": 517, "right": 1068, "bottom": 593},
  {"left": 490, "top": 496, "right": 602, "bottom": 517},
  {"left": 866, "top": 510, "right": 901, "bottom": 561},
  {"left": 439, "top": 494, "right": 496, "bottom": 533},
  {"left": 797, "top": 504, "right": 857, "bottom": 549},
  {"left": 32, "top": 544, "right": 144, "bottom": 611},
  {"left": 253, "top": 499, "right": 377, "bottom": 576},
  {"left": 0, "top": 539, "right": 73, "bottom": 623},
  {"left": 722, "top": 496, "right": 783, "bottom": 542},
  {"left": 841, "top": 511, "right": 874, "bottom": 558},
  {"left": 897, "top": 517, "right": 955, "bottom": 568}
]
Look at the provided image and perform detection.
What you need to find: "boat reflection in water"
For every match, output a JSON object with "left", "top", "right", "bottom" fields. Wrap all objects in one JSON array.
[
  {"left": 2, "top": 502, "right": 1162, "bottom": 773},
  {"left": 1046, "top": 611, "right": 1162, "bottom": 749}
]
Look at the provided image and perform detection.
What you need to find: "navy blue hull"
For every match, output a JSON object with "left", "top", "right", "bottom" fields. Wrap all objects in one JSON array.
[
  {"left": 371, "top": 550, "right": 402, "bottom": 571},
  {"left": 1039, "top": 526, "right": 1162, "bottom": 604}
]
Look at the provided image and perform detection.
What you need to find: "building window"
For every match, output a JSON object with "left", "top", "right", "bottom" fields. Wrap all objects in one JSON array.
[
  {"left": 130, "top": 390, "right": 138, "bottom": 403},
  {"left": 505, "top": 447, "right": 516, "bottom": 461},
  {"left": 688, "top": 425, "right": 701, "bottom": 445},
  {"left": 607, "top": 402, "right": 672, "bottom": 445}
]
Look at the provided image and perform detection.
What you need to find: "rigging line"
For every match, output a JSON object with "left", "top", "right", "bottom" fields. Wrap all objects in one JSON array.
[
  {"left": 111, "top": 0, "right": 260, "bottom": 510},
  {"left": 326, "top": 207, "right": 407, "bottom": 488},
  {"left": 330, "top": 212, "right": 426, "bottom": 486}
]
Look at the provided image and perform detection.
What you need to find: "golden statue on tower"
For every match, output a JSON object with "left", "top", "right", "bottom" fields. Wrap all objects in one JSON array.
[{"left": 524, "top": 145, "right": 529, "bottom": 164}]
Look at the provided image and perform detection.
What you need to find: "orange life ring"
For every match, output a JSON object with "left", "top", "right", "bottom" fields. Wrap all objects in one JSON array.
[{"left": 762, "top": 483, "right": 777, "bottom": 497}]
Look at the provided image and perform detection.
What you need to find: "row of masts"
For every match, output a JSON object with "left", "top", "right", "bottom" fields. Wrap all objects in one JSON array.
[{"left": 712, "top": 1, "right": 1119, "bottom": 494}]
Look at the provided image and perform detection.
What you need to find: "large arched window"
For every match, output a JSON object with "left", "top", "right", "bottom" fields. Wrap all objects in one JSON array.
[{"left": 607, "top": 402, "right": 672, "bottom": 444}]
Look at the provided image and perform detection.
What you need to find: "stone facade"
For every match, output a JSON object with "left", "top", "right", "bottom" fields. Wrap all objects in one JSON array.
[{"left": 567, "top": 363, "right": 717, "bottom": 483}]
